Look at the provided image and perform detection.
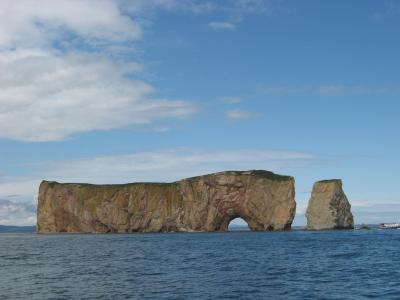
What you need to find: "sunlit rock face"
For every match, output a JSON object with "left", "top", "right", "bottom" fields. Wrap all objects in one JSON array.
[
  {"left": 306, "top": 180, "right": 354, "bottom": 230},
  {"left": 37, "top": 170, "right": 296, "bottom": 233}
]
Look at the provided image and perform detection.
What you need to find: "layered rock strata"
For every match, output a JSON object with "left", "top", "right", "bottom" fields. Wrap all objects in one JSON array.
[
  {"left": 306, "top": 179, "right": 354, "bottom": 230},
  {"left": 37, "top": 170, "right": 296, "bottom": 233}
]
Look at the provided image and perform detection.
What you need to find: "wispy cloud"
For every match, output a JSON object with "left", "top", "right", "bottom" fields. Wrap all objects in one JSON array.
[
  {"left": 351, "top": 202, "right": 400, "bottom": 224},
  {"left": 153, "top": 126, "right": 171, "bottom": 133},
  {"left": 372, "top": 3, "right": 400, "bottom": 21},
  {"left": 226, "top": 109, "right": 256, "bottom": 120},
  {"left": 121, "top": 0, "right": 217, "bottom": 15},
  {"left": 218, "top": 0, "right": 271, "bottom": 22},
  {"left": 208, "top": 21, "right": 236, "bottom": 31},
  {"left": 123, "top": 0, "right": 271, "bottom": 18},
  {"left": 220, "top": 97, "right": 243, "bottom": 104},
  {"left": 127, "top": 0, "right": 271, "bottom": 30},
  {"left": 257, "top": 84, "right": 400, "bottom": 96},
  {"left": 39, "top": 149, "right": 315, "bottom": 183},
  {"left": 205, "top": 0, "right": 271, "bottom": 31}
]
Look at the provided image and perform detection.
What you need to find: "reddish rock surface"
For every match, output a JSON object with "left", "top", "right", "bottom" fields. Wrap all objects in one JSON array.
[{"left": 37, "top": 170, "right": 296, "bottom": 233}]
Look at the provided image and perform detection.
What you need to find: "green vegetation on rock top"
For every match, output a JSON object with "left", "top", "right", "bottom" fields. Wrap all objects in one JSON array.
[
  {"left": 42, "top": 180, "right": 175, "bottom": 189},
  {"left": 244, "top": 170, "right": 292, "bottom": 181},
  {"left": 42, "top": 181, "right": 59, "bottom": 188},
  {"left": 41, "top": 170, "right": 292, "bottom": 188},
  {"left": 316, "top": 179, "right": 342, "bottom": 184},
  {"left": 184, "top": 170, "right": 292, "bottom": 182}
]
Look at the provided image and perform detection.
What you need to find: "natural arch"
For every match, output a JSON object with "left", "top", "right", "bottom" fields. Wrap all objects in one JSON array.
[
  {"left": 228, "top": 217, "right": 250, "bottom": 231},
  {"left": 37, "top": 170, "right": 296, "bottom": 233}
]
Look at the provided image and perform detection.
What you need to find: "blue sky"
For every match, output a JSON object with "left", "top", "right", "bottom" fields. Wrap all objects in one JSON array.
[{"left": 0, "top": 0, "right": 399, "bottom": 225}]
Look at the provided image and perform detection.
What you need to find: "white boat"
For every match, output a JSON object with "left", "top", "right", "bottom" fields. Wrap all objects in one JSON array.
[{"left": 380, "top": 223, "right": 400, "bottom": 229}]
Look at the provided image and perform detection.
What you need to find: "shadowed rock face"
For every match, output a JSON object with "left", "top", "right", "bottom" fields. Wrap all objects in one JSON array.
[
  {"left": 306, "top": 180, "right": 354, "bottom": 230},
  {"left": 37, "top": 170, "right": 296, "bottom": 233}
]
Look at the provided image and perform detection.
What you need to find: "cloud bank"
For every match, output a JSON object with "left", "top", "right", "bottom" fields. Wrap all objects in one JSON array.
[
  {"left": 0, "top": 51, "right": 195, "bottom": 141},
  {"left": 0, "top": 0, "right": 196, "bottom": 141},
  {"left": 0, "top": 0, "right": 274, "bottom": 141},
  {"left": 0, "top": 198, "right": 36, "bottom": 226}
]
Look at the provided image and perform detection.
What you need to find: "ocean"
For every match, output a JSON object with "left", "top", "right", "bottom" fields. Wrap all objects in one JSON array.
[{"left": 1, "top": 229, "right": 399, "bottom": 299}]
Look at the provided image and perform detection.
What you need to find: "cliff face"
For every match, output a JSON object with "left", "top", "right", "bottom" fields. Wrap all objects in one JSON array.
[
  {"left": 306, "top": 180, "right": 354, "bottom": 230},
  {"left": 37, "top": 170, "right": 296, "bottom": 233}
]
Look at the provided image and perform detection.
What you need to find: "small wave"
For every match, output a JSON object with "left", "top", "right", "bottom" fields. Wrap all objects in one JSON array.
[{"left": 330, "top": 251, "right": 359, "bottom": 258}]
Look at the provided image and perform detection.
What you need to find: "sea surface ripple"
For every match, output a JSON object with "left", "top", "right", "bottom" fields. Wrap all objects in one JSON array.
[{"left": 1, "top": 229, "right": 400, "bottom": 299}]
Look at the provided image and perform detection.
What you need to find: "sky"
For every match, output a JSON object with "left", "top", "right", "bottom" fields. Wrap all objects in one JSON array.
[{"left": 1, "top": 0, "right": 400, "bottom": 226}]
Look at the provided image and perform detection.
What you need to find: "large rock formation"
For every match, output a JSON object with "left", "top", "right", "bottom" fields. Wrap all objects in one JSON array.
[
  {"left": 37, "top": 170, "right": 296, "bottom": 233},
  {"left": 306, "top": 179, "right": 354, "bottom": 230}
]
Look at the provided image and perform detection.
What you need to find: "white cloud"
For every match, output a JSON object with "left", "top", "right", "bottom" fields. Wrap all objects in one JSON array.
[
  {"left": 0, "top": 0, "right": 142, "bottom": 48},
  {"left": 0, "top": 50, "right": 196, "bottom": 141},
  {"left": 0, "top": 199, "right": 36, "bottom": 226},
  {"left": 208, "top": 21, "right": 236, "bottom": 31},
  {"left": 0, "top": 178, "right": 41, "bottom": 198},
  {"left": 0, "top": 0, "right": 197, "bottom": 142},
  {"left": 226, "top": 109, "right": 255, "bottom": 120},
  {"left": 0, "top": 1, "right": 275, "bottom": 142}
]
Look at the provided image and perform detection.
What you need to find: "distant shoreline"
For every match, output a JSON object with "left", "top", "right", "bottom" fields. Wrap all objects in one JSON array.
[{"left": 0, "top": 225, "right": 36, "bottom": 233}]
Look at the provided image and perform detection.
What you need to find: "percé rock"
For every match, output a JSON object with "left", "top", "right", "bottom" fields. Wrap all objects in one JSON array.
[
  {"left": 37, "top": 170, "right": 296, "bottom": 233},
  {"left": 306, "top": 179, "right": 354, "bottom": 230}
]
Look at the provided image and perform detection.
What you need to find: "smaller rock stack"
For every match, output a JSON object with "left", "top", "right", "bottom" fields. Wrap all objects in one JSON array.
[{"left": 306, "top": 179, "right": 354, "bottom": 230}]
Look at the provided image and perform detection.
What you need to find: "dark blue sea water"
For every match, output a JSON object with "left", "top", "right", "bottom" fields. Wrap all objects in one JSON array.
[{"left": 1, "top": 229, "right": 400, "bottom": 299}]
